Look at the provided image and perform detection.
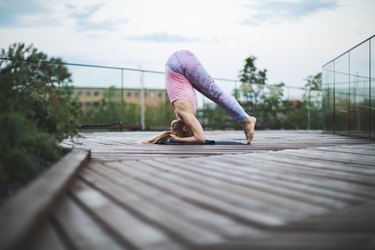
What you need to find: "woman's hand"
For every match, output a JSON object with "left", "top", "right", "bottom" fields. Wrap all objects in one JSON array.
[{"left": 169, "top": 133, "right": 180, "bottom": 142}]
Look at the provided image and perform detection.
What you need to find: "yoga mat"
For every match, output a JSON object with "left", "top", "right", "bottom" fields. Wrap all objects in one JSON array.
[{"left": 156, "top": 140, "right": 245, "bottom": 145}]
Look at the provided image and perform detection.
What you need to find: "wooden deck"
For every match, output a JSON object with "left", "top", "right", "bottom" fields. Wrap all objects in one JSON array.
[{"left": 1, "top": 130, "right": 374, "bottom": 249}]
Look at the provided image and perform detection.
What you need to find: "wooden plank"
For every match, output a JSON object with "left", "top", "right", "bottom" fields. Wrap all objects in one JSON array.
[
  {"left": 313, "top": 145, "right": 375, "bottom": 156},
  {"left": 243, "top": 153, "right": 375, "bottom": 179},
  {"left": 183, "top": 156, "right": 369, "bottom": 203},
  {"left": 197, "top": 233, "right": 375, "bottom": 250},
  {"left": 0, "top": 149, "right": 90, "bottom": 250},
  {"left": 236, "top": 155, "right": 375, "bottom": 197},
  {"left": 28, "top": 220, "right": 66, "bottom": 250},
  {"left": 201, "top": 154, "right": 375, "bottom": 200},
  {"left": 102, "top": 161, "right": 317, "bottom": 226},
  {"left": 199, "top": 202, "right": 375, "bottom": 249},
  {"left": 85, "top": 162, "right": 260, "bottom": 240},
  {"left": 278, "top": 149, "right": 375, "bottom": 166},
  {"left": 52, "top": 194, "right": 125, "bottom": 250},
  {"left": 70, "top": 179, "right": 185, "bottom": 250},
  {"left": 223, "top": 154, "right": 375, "bottom": 186},
  {"left": 79, "top": 167, "right": 225, "bottom": 246},
  {"left": 130, "top": 159, "right": 331, "bottom": 214},
  {"left": 282, "top": 201, "right": 375, "bottom": 232},
  {"left": 268, "top": 149, "right": 375, "bottom": 174},
  {"left": 86, "top": 145, "right": 273, "bottom": 161},
  {"left": 150, "top": 157, "right": 356, "bottom": 209}
]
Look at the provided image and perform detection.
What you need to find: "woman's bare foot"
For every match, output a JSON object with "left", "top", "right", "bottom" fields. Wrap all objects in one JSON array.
[{"left": 243, "top": 116, "right": 256, "bottom": 144}]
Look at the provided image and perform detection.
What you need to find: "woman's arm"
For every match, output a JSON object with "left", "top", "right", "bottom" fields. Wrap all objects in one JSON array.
[
  {"left": 172, "top": 100, "right": 205, "bottom": 143},
  {"left": 170, "top": 112, "right": 205, "bottom": 142}
]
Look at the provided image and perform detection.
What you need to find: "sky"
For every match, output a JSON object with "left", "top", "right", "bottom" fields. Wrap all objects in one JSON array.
[{"left": 0, "top": 0, "right": 374, "bottom": 95}]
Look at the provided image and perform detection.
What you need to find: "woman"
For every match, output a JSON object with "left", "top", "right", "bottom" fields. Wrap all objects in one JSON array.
[{"left": 144, "top": 50, "right": 256, "bottom": 144}]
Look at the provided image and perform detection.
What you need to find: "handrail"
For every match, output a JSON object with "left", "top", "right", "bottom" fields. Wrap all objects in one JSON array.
[
  {"left": 322, "top": 34, "right": 374, "bottom": 67},
  {"left": 0, "top": 56, "right": 306, "bottom": 89}
]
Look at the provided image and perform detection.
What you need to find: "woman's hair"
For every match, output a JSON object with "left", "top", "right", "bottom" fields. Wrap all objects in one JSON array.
[{"left": 139, "top": 119, "right": 190, "bottom": 144}]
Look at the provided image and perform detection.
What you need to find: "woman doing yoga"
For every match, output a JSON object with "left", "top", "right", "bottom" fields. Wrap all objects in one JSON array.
[{"left": 143, "top": 50, "right": 256, "bottom": 144}]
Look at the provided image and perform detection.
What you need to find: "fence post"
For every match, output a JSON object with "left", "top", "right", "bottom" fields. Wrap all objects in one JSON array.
[
  {"left": 121, "top": 69, "right": 124, "bottom": 131},
  {"left": 140, "top": 70, "right": 145, "bottom": 130}
]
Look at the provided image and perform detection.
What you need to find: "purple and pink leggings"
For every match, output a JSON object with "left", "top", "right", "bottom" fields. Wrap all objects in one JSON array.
[{"left": 166, "top": 50, "right": 249, "bottom": 122}]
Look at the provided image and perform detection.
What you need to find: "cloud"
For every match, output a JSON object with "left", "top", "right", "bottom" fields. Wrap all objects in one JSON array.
[
  {"left": 243, "top": 0, "right": 338, "bottom": 26},
  {"left": 0, "top": 0, "right": 127, "bottom": 31},
  {"left": 0, "top": 0, "right": 58, "bottom": 27},
  {"left": 128, "top": 33, "right": 201, "bottom": 43},
  {"left": 66, "top": 3, "right": 128, "bottom": 31}
]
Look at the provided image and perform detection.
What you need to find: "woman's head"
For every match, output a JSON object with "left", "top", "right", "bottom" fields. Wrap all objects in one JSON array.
[
  {"left": 171, "top": 119, "right": 192, "bottom": 137},
  {"left": 140, "top": 119, "right": 192, "bottom": 144}
]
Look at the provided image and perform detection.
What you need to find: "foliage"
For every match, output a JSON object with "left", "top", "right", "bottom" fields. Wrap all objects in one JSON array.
[
  {"left": 145, "top": 104, "right": 176, "bottom": 130},
  {"left": 202, "top": 107, "right": 239, "bottom": 130},
  {"left": 0, "top": 43, "right": 81, "bottom": 140},
  {"left": 204, "top": 55, "right": 322, "bottom": 130},
  {"left": 0, "top": 43, "right": 81, "bottom": 194},
  {"left": 0, "top": 112, "right": 61, "bottom": 194},
  {"left": 303, "top": 73, "right": 323, "bottom": 129},
  {"left": 237, "top": 56, "right": 287, "bottom": 129},
  {"left": 238, "top": 56, "right": 267, "bottom": 113},
  {"left": 281, "top": 100, "right": 307, "bottom": 129}
]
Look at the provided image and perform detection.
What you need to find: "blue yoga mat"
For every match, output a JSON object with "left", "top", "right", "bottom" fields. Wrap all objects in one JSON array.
[{"left": 156, "top": 140, "right": 245, "bottom": 145}]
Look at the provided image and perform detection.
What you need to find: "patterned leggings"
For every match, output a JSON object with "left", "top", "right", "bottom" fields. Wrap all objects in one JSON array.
[{"left": 166, "top": 50, "right": 249, "bottom": 122}]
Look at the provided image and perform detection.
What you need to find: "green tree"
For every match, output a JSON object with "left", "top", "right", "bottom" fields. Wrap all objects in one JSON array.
[
  {"left": 261, "top": 82, "right": 285, "bottom": 129},
  {"left": 145, "top": 104, "right": 176, "bottom": 130},
  {"left": 238, "top": 56, "right": 267, "bottom": 113},
  {"left": 237, "top": 55, "right": 272, "bottom": 128},
  {"left": 204, "top": 55, "right": 287, "bottom": 129},
  {"left": 0, "top": 43, "right": 81, "bottom": 194},
  {"left": 303, "top": 72, "right": 322, "bottom": 129},
  {"left": 202, "top": 105, "right": 239, "bottom": 130},
  {"left": 0, "top": 43, "right": 81, "bottom": 140},
  {"left": 234, "top": 54, "right": 323, "bottom": 130},
  {"left": 304, "top": 72, "right": 322, "bottom": 91},
  {"left": 278, "top": 98, "right": 303, "bottom": 129}
]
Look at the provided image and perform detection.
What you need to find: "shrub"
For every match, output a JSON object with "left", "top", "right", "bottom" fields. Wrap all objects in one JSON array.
[
  {"left": 0, "top": 43, "right": 81, "bottom": 141},
  {"left": 0, "top": 112, "right": 61, "bottom": 194},
  {"left": 0, "top": 43, "right": 81, "bottom": 195}
]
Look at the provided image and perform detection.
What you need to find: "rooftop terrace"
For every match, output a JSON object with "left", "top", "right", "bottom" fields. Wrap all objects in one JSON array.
[{"left": 0, "top": 130, "right": 374, "bottom": 249}]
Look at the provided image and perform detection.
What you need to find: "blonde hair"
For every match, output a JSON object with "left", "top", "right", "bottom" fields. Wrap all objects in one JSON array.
[{"left": 140, "top": 120, "right": 190, "bottom": 144}]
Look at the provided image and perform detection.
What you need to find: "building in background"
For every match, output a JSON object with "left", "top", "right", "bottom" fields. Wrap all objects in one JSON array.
[{"left": 73, "top": 87, "right": 168, "bottom": 111}]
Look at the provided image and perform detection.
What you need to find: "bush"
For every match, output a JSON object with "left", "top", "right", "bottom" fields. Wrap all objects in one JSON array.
[
  {"left": 0, "top": 43, "right": 81, "bottom": 140},
  {"left": 0, "top": 112, "right": 61, "bottom": 195},
  {"left": 0, "top": 43, "right": 81, "bottom": 196}
]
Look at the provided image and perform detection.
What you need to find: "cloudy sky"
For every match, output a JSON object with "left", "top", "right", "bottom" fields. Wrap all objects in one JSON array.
[{"left": 0, "top": 0, "right": 374, "bottom": 92}]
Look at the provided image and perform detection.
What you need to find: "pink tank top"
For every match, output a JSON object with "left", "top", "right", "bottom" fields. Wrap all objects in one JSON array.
[{"left": 165, "top": 65, "right": 198, "bottom": 114}]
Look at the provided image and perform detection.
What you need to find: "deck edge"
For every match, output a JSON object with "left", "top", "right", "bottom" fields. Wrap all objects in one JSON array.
[{"left": 0, "top": 148, "right": 91, "bottom": 250}]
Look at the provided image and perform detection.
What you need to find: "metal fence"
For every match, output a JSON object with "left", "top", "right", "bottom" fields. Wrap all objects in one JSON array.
[
  {"left": 322, "top": 34, "right": 374, "bottom": 139},
  {"left": 63, "top": 61, "right": 307, "bottom": 130},
  {"left": 1, "top": 56, "right": 309, "bottom": 130}
]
